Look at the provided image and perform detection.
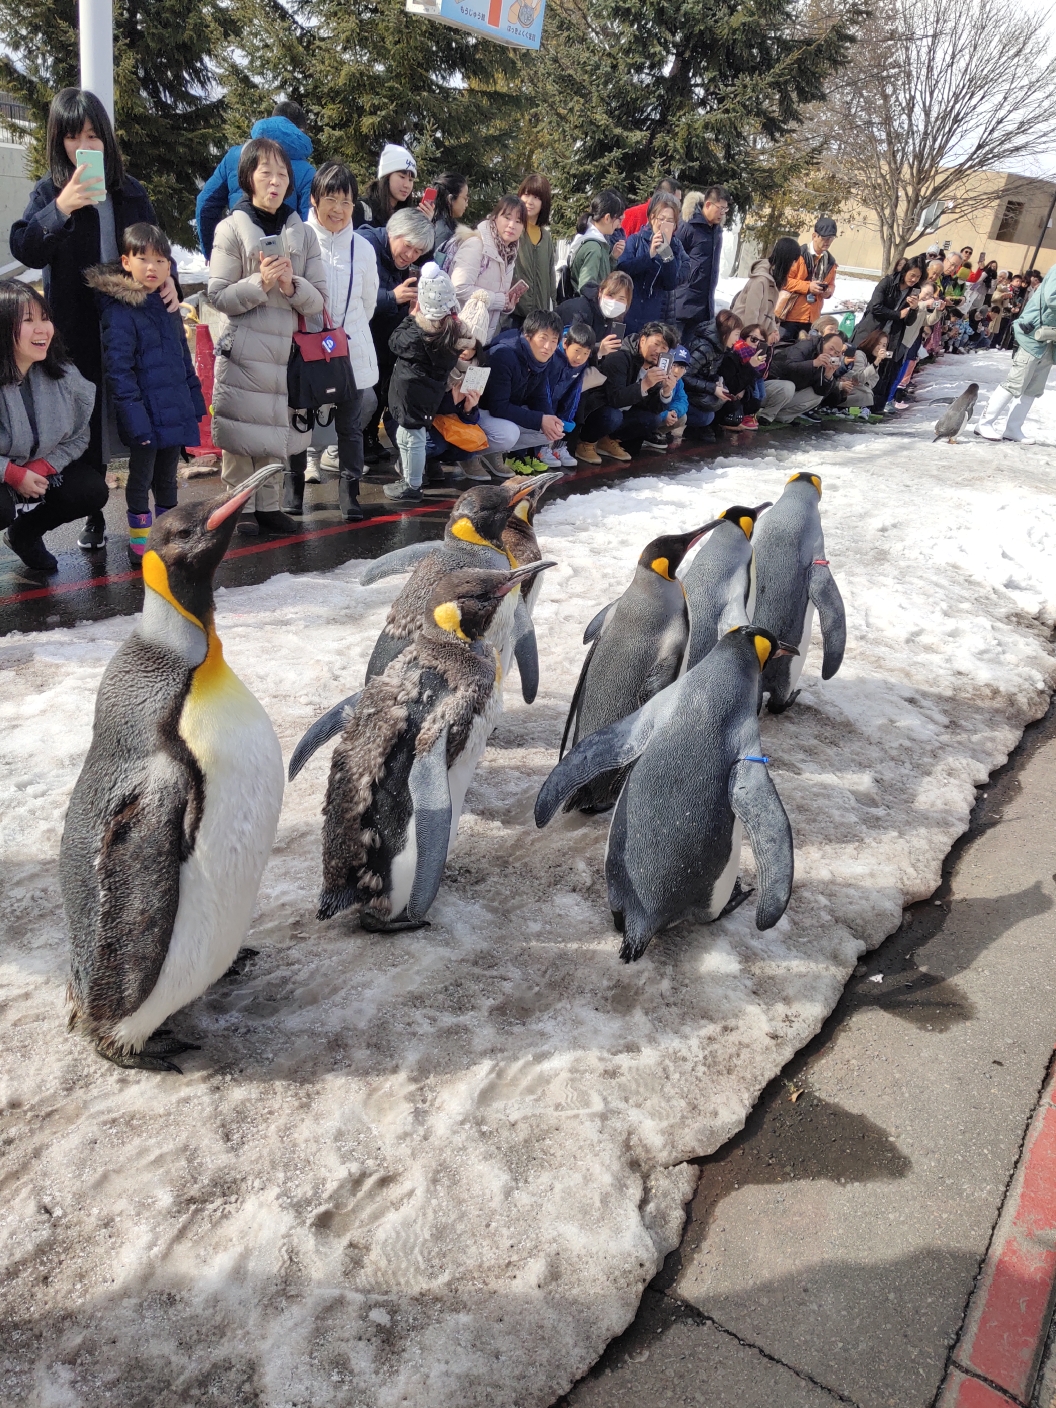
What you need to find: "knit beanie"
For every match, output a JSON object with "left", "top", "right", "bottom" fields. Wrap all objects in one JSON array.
[
  {"left": 416, "top": 261, "right": 459, "bottom": 321},
  {"left": 378, "top": 143, "right": 417, "bottom": 180},
  {"left": 458, "top": 289, "right": 492, "bottom": 347}
]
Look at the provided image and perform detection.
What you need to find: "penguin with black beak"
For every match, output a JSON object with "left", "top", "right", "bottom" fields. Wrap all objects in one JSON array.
[
  {"left": 312, "top": 561, "right": 555, "bottom": 931},
  {"left": 560, "top": 525, "right": 714, "bottom": 812},
  {"left": 59, "top": 463, "right": 286, "bottom": 1072},
  {"left": 683, "top": 503, "right": 771, "bottom": 669},
  {"left": 537, "top": 625, "right": 797, "bottom": 962},
  {"left": 751, "top": 473, "right": 846, "bottom": 714}
]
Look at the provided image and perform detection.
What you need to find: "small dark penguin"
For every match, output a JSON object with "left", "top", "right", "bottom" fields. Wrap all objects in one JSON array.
[
  {"left": 536, "top": 626, "right": 797, "bottom": 962},
  {"left": 498, "top": 472, "right": 564, "bottom": 608},
  {"left": 311, "top": 562, "right": 554, "bottom": 930},
  {"left": 751, "top": 472, "right": 846, "bottom": 714},
  {"left": 59, "top": 464, "right": 286, "bottom": 1071},
  {"left": 933, "top": 383, "right": 979, "bottom": 443},
  {"left": 362, "top": 483, "right": 543, "bottom": 702},
  {"left": 683, "top": 502, "right": 771, "bottom": 670},
  {"left": 560, "top": 526, "right": 714, "bottom": 812}
]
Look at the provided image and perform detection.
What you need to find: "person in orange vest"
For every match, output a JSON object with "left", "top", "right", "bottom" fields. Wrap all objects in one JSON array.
[{"left": 777, "top": 218, "right": 839, "bottom": 342}]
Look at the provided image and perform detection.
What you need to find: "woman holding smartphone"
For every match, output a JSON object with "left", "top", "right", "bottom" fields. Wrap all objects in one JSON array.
[
  {"left": 10, "top": 87, "right": 172, "bottom": 552},
  {"left": 615, "top": 192, "right": 687, "bottom": 334},
  {"left": 450, "top": 195, "right": 527, "bottom": 345}
]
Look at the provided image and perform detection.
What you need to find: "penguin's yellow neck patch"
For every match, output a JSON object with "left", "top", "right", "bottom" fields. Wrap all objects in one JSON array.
[
  {"left": 513, "top": 500, "right": 531, "bottom": 523},
  {"left": 452, "top": 517, "right": 492, "bottom": 550},
  {"left": 788, "top": 472, "right": 822, "bottom": 497},
  {"left": 650, "top": 557, "right": 672, "bottom": 580},
  {"left": 754, "top": 635, "right": 773, "bottom": 669},
  {"left": 434, "top": 601, "right": 468, "bottom": 640},
  {"left": 739, "top": 517, "right": 754, "bottom": 538},
  {"left": 142, "top": 551, "right": 204, "bottom": 631},
  {"left": 192, "top": 624, "right": 229, "bottom": 693}
]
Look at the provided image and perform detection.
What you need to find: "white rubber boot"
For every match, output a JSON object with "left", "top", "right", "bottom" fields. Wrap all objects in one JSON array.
[
  {"left": 975, "top": 385, "right": 1014, "bottom": 440},
  {"left": 1002, "top": 395, "right": 1037, "bottom": 443}
]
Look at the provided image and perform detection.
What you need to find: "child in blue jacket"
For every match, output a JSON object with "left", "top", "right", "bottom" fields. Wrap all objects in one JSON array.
[
  {"left": 87, "top": 223, "right": 206, "bottom": 562},
  {"left": 540, "top": 321, "right": 595, "bottom": 468}
]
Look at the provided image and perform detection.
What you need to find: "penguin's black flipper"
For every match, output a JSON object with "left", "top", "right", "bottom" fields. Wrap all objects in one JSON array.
[
  {"left": 538, "top": 683, "right": 681, "bottom": 827},
  {"left": 513, "top": 595, "right": 540, "bottom": 704},
  {"left": 728, "top": 760, "right": 794, "bottom": 930},
  {"left": 360, "top": 543, "right": 439, "bottom": 586},
  {"left": 288, "top": 693, "right": 363, "bottom": 781},
  {"left": 365, "top": 631, "right": 408, "bottom": 684},
  {"left": 582, "top": 601, "right": 616, "bottom": 644},
  {"left": 406, "top": 727, "right": 453, "bottom": 923},
  {"left": 559, "top": 637, "right": 600, "bottom": 760},
  {"left": 808, "top": 562, "right": 846, "bottom": 680}
]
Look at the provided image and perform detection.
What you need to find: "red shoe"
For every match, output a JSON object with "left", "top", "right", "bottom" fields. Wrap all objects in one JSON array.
[{"left": 740, "top": 415, "right": 760, "bottom": 431}]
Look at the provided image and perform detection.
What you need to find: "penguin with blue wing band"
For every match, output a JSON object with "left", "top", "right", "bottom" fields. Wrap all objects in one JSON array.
[
  {"left": 682, "top": 502, "right": 771, "bottom": 669},
  {"left": 537, "top": 626, "right": 797, "bottom": 962},
  {"left": 59, "top": 463, "right": 286, "bottom": 1072},
  {"left": 751, "top": 473, "right": 846, "bottom": 714},
  {"left": 319, "top": 561, "right": 555, "bottom": 931}
]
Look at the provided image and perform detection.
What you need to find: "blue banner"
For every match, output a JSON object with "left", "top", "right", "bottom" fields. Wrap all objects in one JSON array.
[{"left": 405, "top": 0, "right": 545, "bottom": 50}]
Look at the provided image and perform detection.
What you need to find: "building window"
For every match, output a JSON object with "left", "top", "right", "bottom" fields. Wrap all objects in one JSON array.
[{"left": 996, "top": 200, "right": 1024, "bottom": 242}]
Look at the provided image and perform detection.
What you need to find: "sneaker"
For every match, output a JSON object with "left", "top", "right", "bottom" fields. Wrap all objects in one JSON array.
[
  {"left": 535, "top": 445, "right": 563, "bottom": 468},
  {"left": 304, "top": 451, "right": 322, "bottom": 484},
  {"left": 739, "top": 415, "right": 759, "bottom": 431},
  {"left": 802, "top": 409, "right": 823, "bottom": 423},
  {"left": 642, "top": 437, "right": 669, "bottom": 453},
  {"left": 596, "top": 436, "right": 632, "bottom": 461},
  {"left": 4, "top": 529, "right": 58, "bottom": 573},
  {"left": 575, "top": 441, "right": 602, "bottom": 465},
  {"left": 255, "top": 510, "right": 301, "bottom": 535},
  {"left": 320, "top": 446, "right": 340, "bottom": 472},
  {"left": 554, "top": 440, "right": 578, "bottom": 468},
  {"left": 77, "top": 513, "right": 107, "bottom": 550},
  {"left": 483, "top": 454, "right": 513, "bottom": 480},
  {"left": 383, "top": 481, "right": 424, "bottom": 503},
  {"left": 507, "top": 454, "right": 551, "bottom": 475},
  {"left": 847, "top": 406, "right": 863, "bottom": 418}
]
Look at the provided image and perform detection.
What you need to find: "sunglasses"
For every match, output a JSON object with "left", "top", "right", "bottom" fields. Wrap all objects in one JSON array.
[{"left": 746, "top": 336, "right": 766, "bottom": 345}]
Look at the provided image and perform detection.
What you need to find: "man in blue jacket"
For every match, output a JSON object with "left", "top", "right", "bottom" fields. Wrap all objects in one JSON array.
[
  {"left": 675, "top": 185, "right": 729, "bottom": 336},
  {"left": 477, "top": 310, "right": 567, "bottom": 474},
  {"left": 195, "top": 102, "right": 315, "bottom": 257}
]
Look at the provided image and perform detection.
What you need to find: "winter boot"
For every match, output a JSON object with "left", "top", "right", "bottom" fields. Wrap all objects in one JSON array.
[
  {"left": 339, "top": 472, "right": 364, "bottom": 522},
  {"left": 1002, "top": 394, "right": 1037, "bottom": 443},
  {"left": 282, "top": 468, "right": 305, "bottom": 515},
  {"left": 424, "top": 457, "right": 446, "bottom": 486},
  {"left": 255, "top": 509, "right": 301, "bottom": 535},
  {"left": 975, "top": 385, "right": 1014, "bottom": 441},
  {"left": 482, "top": 452, "right": 512, "bottom": 481},
  {"left": 4, "top": 527, "right": 57, "bottom": 574},
  {"left": 126, "top": 510, "right": 152, "bottom": 564},
  {"left": 459, "top": 456, "right": 491, "bottom": 482}
]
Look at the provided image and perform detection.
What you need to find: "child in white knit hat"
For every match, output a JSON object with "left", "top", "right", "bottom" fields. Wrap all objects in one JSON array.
[{"left": 384, "top": 262, "right": 464, "bottom": 502}]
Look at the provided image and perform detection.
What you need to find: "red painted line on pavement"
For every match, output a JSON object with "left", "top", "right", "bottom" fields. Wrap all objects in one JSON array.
[
  {"left": 950, "top": 1058, "right": 1056, "bottom": 1404},
  {"left": 937, "top": 1368, "right": 1019, "bottom": 1407}
]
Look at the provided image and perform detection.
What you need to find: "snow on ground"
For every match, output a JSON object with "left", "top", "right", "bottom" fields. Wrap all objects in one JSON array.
[
  {"left": 716, "top": 271, "right": 879, "bottom": 314},
  {"left": 2, "top": 349, "right": 1056, "bottom": 1407}
]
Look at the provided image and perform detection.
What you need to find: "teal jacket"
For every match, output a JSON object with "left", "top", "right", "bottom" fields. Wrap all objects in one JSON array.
[{"left": 1014, "top": 265, "right": 1056, "bottom": 358}]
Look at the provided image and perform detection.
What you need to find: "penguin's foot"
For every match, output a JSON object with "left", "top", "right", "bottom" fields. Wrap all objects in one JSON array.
[
  {"left": 96, "top": 1043, "right": 186, "bottom": 1075},
  {"left": 220, "top": 946, "right": 259, "bottom": 981},
  {"left": 143, "top": 1026, "right": 202, "bottom": 1057},
  {"left": 618, "top": 931, "right": 652, "bottom": 963},
  {"left": 360, "top": 910, "right": 431, "bottom": 934},
  {"left": 766, "top": 688, "right": 800, "bottom": 715},
  {"left": 718, "top": 878, "right": 755, "bottom": 919}
]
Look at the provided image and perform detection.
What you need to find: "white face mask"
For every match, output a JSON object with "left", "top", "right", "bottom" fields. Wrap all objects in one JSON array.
[{"left": 600, "top": 297, "right": 628, "bottom": 318}]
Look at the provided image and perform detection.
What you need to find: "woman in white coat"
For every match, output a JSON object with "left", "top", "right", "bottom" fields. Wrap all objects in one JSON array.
[
  {"left": 450, "top": 195, "right": 526, "bottom": 345},
  {"left": 296, "top": 162, "right": 380, "bottom": 521}
]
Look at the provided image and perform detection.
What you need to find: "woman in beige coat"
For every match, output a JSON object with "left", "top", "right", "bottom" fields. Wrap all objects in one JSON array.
[
  {"left": 730, "top": 238, "right": 801, "bottom": 340},
  {"left": 209, "top": 136, "right": 327, "bottom": 535}
]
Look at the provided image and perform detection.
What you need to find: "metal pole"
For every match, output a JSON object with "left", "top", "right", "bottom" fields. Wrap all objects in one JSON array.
[
  {"left": 79, "top": 0, "right": 114, "bottom": 121},
  {"left": 1027, "top": 183, "right": 1056, "bottom": 274}
]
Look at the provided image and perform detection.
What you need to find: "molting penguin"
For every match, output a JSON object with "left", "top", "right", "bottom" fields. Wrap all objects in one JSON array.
[
  {"left": 59, "top": 464, "right": 286, "bottom": 1071},
  {"left": 536, "top": 625, "right": 797, "bottom": 962},
  {"left": 497, "top": 472, "right": 564, "bottom": 614},
  {"left": 682, "top": 503, "right": 772, "bottom": 670},
  {"left": 311, "top": 562, "right": 554, "bottom": 931},
  {"left": 560, "top": 526, "right": 714, "bottom": 812},
  {"left": 751, "top": 472, "right": 846, "bottom": 714},
  {"left": 362, "top": 483, "right": 544, "bottom": 702},
  {"left": 933, "top": 383, "right": 979, "bottom": 443}
]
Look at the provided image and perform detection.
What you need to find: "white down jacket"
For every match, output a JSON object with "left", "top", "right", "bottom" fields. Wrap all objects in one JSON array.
[
  {"left": 208, "top": 205, "right": 327, "bottom": 459},
  {"left": 306, "top": 212, "right": 380, "bottom": 389}
]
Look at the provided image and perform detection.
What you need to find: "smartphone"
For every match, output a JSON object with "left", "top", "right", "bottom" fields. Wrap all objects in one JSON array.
[
  {"left": 75, "top": 148, "right": 107, "bottom": 202},
  {"left": 656, "top": 239, "right": 675, "bottom": 263},
  {"left": 610, "top": 322, "right": 627, "bottom": 341},
  {"left": 658, "top": 354, "right": 672, "bottom": 374},
  {"left": 423, "top": 186, "right": 438, "bottom": 204},
  {"left": 507, "top": 279, "right": 530, "bottom": 303},
  {"left": 258, "top": 234, "right": 285, "bottom": 258}
]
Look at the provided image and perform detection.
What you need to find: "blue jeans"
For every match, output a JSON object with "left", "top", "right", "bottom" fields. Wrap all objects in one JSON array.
[
  {"left": 686, "top": 404, "right": 716, "bottom": 428},
  {"left": 577, "top": 404, "right": 623, "bottom": 443},
  {"left": 395, "top": 424, "right": 428, "bottom": 488}
]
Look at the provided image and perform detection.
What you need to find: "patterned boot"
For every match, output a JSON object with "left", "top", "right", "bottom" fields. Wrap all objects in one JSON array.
[{"left": 127, "top": 510, "right": 152, "bottom": 565}]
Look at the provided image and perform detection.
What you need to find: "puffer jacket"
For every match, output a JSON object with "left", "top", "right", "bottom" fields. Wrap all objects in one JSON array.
[
  {"left": 359, "top": 224, "right": 421, "bottom": 371},
  {"left": 387, "top": 317, "right": 461, "bottom": 430},
  {"left": 208, "top": 201, "right": 327, "bottom": 459},
  {"left": 85, "top": 265, "right": 205, "bottom": 448},
  {"left": 616, "top": 228, "right": 688, "bottom": 333},
  {"left": 675, "top": 212, "right": 723, "bottom": 326},
  {"left": 682, "top": 320, "right": 728, "bottom": 411},
  {"left": 306, "top": 212, "right": 380, "bottom": 390},
  {"left": 450, "top": 220, "right": 519, "bottom": 344},
  {"left": 730, "top": 256, "right": 780, "bottom": 336},
  {"left": 195, "top": 116, "right": 315, "bottom": 258}
]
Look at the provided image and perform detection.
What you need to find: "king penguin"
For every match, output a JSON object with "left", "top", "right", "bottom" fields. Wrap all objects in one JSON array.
[
  {"left": 362, "top": 483, "right": 545, "bottom": 702},
  {"left": 536, "top": 625, "right": 798, "bottom": 962},
  {"left": 310, "top": 562, "right": 554, "bottom": 930},
  {"left": 751, "top": 472, "right": 846, "bottom": 714},
  {"left": 560, "top": 526, "right": 714, "bottom": 812},
  {"left": 59, "top": 464, "right": 286, "bottom": 1071},
  {"left": 682, "top": 502, "right": 772, "bottom": 670}
]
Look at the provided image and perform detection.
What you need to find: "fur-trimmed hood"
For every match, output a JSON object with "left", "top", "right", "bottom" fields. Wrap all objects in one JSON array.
[{"left": 84, "top": 263, "right": 152, "bottom": 306}]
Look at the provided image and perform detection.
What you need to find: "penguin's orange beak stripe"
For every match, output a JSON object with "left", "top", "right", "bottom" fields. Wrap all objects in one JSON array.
[{"left": 206, "top": 463, "right": 284, "bottom": 531}]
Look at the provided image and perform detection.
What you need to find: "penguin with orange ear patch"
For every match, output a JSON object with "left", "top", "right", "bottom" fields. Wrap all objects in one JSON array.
[
  {"left": 59, "top": 464, "right": 286, "bottom": 1071},
  {"left": 560, "top": 525, "right": 718, "bottom": 813},
  {"left": 537, "top": 625, "right": 797, "bottom": 962}
]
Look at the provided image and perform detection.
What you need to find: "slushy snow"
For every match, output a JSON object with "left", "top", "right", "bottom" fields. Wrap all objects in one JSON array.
[{"left": 1, "top": 348, "right": 1054, "bottom": 1408}]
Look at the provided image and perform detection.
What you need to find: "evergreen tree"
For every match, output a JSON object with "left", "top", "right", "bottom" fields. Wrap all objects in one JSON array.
[{"left": 0, "top": 0, "right": 227, "bottom": 240}]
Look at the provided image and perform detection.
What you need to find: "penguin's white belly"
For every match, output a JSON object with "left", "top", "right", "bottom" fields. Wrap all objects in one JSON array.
[
  {"left": 387, "top": 700, "right": 498, "bottom": 918},
  {"left": 493, "top": 591, "right": 520, "bottom": 686},
  {"left": 113, "top": 652, "right": 283, "bottom": 1049},
  {"left": 706, "top": 817, "right": 743, "bottom": 920},
  {"left": 789, "top": 602, "right": 815, "bottom": 692}
]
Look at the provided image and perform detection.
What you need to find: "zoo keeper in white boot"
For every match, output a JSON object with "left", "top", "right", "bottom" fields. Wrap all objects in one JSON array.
[{"left": 977, "top": 263, "right": 1056, "bottom": 443}]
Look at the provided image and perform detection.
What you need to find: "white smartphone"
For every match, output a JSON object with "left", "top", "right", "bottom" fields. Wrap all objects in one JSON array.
[
  {"left": 258, "top": 234, "right": 285, "bottom": 258},
  {"left": 75, "top": 148, "right": 107, "bottom": 202}
]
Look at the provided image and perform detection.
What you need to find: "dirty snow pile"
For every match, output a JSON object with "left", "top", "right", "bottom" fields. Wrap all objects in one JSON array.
[{"left": 2, "top": 349, "right": 1055, "bottom": 1408}]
